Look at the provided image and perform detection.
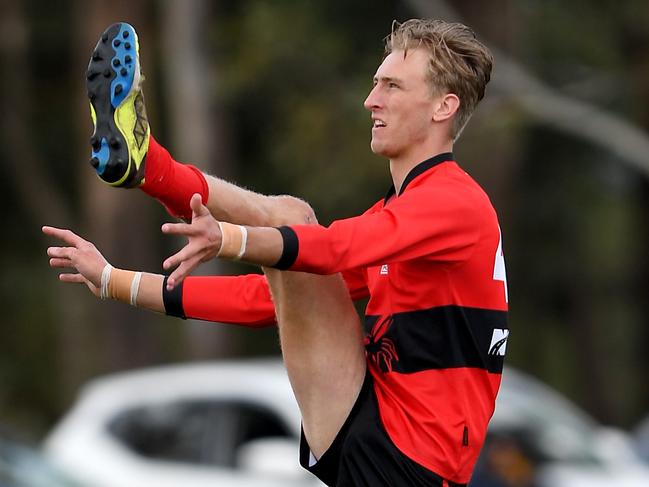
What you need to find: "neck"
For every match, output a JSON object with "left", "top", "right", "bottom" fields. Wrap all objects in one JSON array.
[{"left": 389, "top": 140, "right": 453, "bottom": 194}]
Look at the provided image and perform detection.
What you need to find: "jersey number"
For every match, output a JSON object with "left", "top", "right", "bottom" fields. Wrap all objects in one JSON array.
[{"left": 493, "top": 227, "right": 508, "bottom": 303}]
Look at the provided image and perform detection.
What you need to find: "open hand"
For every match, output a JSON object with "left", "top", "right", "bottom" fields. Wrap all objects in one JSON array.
[
  {"left": 161, "top": 194, "right": 223, "bottom": 290},
  {"left": 42, "top": 226, "right": 108, "bottom": 297}
]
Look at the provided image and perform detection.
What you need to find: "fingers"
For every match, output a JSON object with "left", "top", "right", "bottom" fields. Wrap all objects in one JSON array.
[
  {"left": 161, "top": 194, "right": 217, "bottom": 291},
  {"left": 59, "top": 273, "right": 86, "bottom": 284},
  {"left": 190, "top": 193, "right": 210, "bottom": 217},
  {"left": 165, "top": 259, "right": 198, "bottom": 290},
  {"left": 161, "top": 221, "right": 194, "bottom": 236},
  {"left": 163, "top": 242, "right": 204, "bottom": 290},
  {"left": 42, "top": 226, "right": 86, "bottom": 247},
  {"left": 166, "top": 276, "right": 177, "bottom": 290},
  {"left": 47, "top": 246, "right": 76, "bottom": 260},
  {"left": 49, "top": 258, "right": 73, "bottom": 269},
  {"left": 162, "top": 242, "right": 201, "bottom": 272}
]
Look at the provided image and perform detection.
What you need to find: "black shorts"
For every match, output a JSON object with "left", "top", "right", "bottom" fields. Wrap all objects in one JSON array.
[{"left": 299, "top": 373, "right": 467, "bottom": 487}]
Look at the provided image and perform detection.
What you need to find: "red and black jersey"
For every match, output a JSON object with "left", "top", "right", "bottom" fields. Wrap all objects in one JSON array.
[
  {"left": 164, "top": 153, "right": 508, "bottom": 484},
  {"left": 274, "top": 153, "right": 508, "bottom": 483}
]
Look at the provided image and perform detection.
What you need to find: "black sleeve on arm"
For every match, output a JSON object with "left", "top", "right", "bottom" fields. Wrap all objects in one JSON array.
[
  {"left": 163, "top": 275, "right": 186, "bottom": 319},
  {"left": 273, "top": 226, "right": 299, "bottom": 270}
]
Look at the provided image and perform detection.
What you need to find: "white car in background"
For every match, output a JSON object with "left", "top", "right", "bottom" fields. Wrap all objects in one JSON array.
[
  {"left": 633, "top": 415, "right": 649, "bottom": 464},
  {"left": 44, "top": 360, "right": 322, "bottom": 487},
  {"left": 0, "top": 434, "right": 80, "bottom": 487},
  {"left": 476, "top": 367, "right": 649, "bottom": 487},
  {"left": 44, "top": 359, "right": 649, "bottom": 487}
]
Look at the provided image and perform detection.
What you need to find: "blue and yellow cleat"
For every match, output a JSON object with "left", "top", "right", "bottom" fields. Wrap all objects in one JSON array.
[{"left": 87, "top": 22, "right": 149, "bottom": 188}]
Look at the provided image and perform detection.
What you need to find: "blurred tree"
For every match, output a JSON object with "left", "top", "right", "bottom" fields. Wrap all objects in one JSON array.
[
  {"left": 212, "top": 0, "right": 402, "bottom": 221},
  {"left": 2, "top": 0, "right": 649, "bottom": 438},
  {"left": 0, "top": 0, "right": 78, "bottom": 434},
  {"left": 159, "top": 0, "right": 240, "bottom": 359},
  {"left": 68, "top": 0, "right": 166, "bottom": 378}
]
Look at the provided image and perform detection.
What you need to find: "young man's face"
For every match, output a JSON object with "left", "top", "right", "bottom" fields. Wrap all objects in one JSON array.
[{"left": 364, "top": 48, "right": 442, "bottom": 161}]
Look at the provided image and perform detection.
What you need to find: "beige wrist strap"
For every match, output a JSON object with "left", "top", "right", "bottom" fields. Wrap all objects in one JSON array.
[
  {"left": 107, "top": 268, "right": 136, "bottom": 303},
  {"left": 217, "top": 221, "right": 248, "bottom": 260},
  {"left": 99, "top": 264, "right": 142, "bottom": 306}
]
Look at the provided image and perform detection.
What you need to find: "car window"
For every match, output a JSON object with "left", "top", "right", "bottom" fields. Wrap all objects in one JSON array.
[{"left": 107, "top": 399, "right": 292, "bottom": 467}]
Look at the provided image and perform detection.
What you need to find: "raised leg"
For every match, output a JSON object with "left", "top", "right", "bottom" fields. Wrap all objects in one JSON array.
[
  {"left": 143, "top": 137, "right": 366, "bottom": 457},
  {"left": 85, "top": 23, "right": 366, "bottom": 457},
  {"left": 204, "top": 182, "right": 367, "bottom": 458}
]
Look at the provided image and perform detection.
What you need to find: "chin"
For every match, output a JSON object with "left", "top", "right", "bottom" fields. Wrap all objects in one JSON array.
[{"left": 370, "top": 140, "right": 391, "bottom": 157}]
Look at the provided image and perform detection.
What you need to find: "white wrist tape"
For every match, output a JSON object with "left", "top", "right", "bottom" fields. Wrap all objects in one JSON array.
[
  {"left": 216, "top": 221, "right": 226, "bottom": 256},
  {"left": 130, "top": 271, "right": 143, "bottom": 306},
  {"left": 100, "top": 264, "right": 113, "bottom": 300},
  {"left": 236, "top": 226, "right": 248, "bottom": 260}
]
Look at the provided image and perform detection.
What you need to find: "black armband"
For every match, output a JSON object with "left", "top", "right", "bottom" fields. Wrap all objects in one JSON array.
[
  {"left": 162, "top": 275, "right": 186, "bottom": 319},
  {"left": 273, "top": 226, "right": 299, "bottom": 270}
]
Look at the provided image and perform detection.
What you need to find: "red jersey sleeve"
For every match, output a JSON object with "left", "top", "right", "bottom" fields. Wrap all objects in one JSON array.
[
  {"left": 163, "top": 268, "right": 369, "bottom": 326},
  {"left": 274, "top": 171, "right": 482, "bottom": 274},
  {"left": 164, "top": 274, "right": 276, "bottom": 327}
]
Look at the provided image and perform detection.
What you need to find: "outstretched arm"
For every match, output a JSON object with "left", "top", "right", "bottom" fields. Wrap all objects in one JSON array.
[
  {"left": 42, "top": 226, "right": 279, "bottom": 324},
  {"left": 43, "top": 225, "right": 368, "bottom": 324},
  {"left": 162, "top": 175, "right": 483, "bottom": 287}
]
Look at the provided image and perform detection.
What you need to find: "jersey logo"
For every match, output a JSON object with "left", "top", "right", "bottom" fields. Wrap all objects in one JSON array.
[
  {"left": 489, "top": 329, "right": 509, "bottom": 356},
  {"left": 364, "top": 315, "right": 399, "bottom": 373},
  {"left": 380, "top": 264, "right": 389, "bottom": 275}
]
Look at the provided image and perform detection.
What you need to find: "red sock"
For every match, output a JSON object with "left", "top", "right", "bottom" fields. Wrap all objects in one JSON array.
[{"left": 140, "top": 135, "right": 209, "bottom": 220}]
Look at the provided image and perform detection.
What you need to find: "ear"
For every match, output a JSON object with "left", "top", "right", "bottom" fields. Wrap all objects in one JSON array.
[{"left": 432, "top": 93, "right": 460, "bottom": 123}]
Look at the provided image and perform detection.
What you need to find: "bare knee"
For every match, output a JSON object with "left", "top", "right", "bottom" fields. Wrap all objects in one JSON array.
[{"left": 267, "top": 195, "right": 317, "bottom": 226}]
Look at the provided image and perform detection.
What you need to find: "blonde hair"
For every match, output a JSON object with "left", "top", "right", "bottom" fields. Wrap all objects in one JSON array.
[{"left": 385, "top": 19, "right": 493, "bottom": 140}]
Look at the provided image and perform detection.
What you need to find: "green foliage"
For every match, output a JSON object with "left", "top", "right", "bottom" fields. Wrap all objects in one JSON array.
[
  {"left": 2, "top": 0, "right": 649, "bottom": 437},
  {"left": 213, "top": 0, "right": 400, "bottom": 219}
]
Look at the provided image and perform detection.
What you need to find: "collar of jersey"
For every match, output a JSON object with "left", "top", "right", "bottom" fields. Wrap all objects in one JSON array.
[{"left": 383, "top": 152, "right": 454, "bottom": 204}]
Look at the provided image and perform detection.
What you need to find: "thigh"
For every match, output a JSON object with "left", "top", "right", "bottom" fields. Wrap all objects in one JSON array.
[{"left": 263, "top": 268, "right": 366, "bottom": 460}]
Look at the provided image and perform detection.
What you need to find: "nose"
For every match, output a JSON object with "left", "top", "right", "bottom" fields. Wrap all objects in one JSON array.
[{"left": 364, "top": 84, "right": 381, "bottom": 112}]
